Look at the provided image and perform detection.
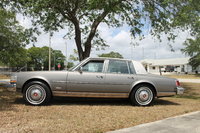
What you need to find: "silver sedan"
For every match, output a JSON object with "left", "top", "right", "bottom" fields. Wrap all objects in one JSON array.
[{"left": 10, "top": 57, "right": 184, "bottom": 106}]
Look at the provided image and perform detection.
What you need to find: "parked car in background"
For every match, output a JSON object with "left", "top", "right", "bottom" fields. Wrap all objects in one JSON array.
[{"left": 10, "top": 57, "right": 184, "bottom": 106}]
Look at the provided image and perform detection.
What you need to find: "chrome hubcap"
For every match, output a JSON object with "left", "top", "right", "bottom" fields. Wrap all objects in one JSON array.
[
  {"left": 26, "top": 84, "right": 46, "bottom": 105},
  {"left": 135, "top": 87, "right": 153, "bottom": 105},
  {"left": 139, "top": 91, "right": 149, "bottom": 101},
  {"left": 30, "top": 89, "right": 42, "bottom": 101}
]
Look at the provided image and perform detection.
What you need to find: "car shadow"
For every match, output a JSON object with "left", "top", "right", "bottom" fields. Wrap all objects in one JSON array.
[
  {"left": 0, "top": 96, "right": 180, "bottom": 109},
  {"left": 51, "top": 97, "right": 131, "bottom": 106},
  {"left": 154, "top": 98, "right": 180, "bottom": 105},
  {"left": 11, "top": 96, "right": 181, "bottom": 106},
  {"left": 39, "top": 97, "right": 179, "bottom": 106}
]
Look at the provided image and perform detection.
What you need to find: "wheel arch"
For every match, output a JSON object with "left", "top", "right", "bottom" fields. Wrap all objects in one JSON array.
[
  {"left": 129, "top": 81, "right": 157, "bottom": 98},
  {"left": 22, "top": 78, "right": 52, "bottom": 94}
]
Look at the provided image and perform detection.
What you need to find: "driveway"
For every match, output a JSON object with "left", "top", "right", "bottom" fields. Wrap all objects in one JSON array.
[{"left": 108, "top": 111, "right": 200, "bottom": 133}]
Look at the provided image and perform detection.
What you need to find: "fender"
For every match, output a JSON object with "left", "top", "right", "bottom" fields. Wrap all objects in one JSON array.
[
  {"left": 21, "top": 76, "right": 52, "bottom": 92},
  {"left": 130, "top": 80, "right": 157, "bottom": 95}
]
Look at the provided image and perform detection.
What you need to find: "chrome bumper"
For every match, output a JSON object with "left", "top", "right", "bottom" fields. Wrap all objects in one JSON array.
[{"left": 176, "top": 86, "right": 185, "bottom": 95}]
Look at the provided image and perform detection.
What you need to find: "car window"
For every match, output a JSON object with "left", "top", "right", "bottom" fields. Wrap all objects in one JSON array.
[
  {"left": 128, "top": 61, "right": 136, "bottom": 74},
  {"left": 82, "top": 60, "right": 104, "bottom": 72},
  {"left": 107, "top": 60, "right": 129, "bottom": 74}
]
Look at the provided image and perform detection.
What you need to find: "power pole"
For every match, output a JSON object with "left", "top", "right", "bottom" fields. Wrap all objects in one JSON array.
[
  {"left": 63, "top": 35, "right": 68, "bottom": 69},
  {"left": 142, "top": 47, "right": 144, "bottom": 59},
  {"left": 49, "top": 32, "right": 52, "bottom": 71}
]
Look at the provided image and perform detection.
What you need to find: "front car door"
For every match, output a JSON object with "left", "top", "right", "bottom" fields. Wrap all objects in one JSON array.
[
  {"left": 104, "top": 59, "right": 136, "bottom": 93},
  {"left": 67, "top": 59, "right": 105, "bottom": 92}
]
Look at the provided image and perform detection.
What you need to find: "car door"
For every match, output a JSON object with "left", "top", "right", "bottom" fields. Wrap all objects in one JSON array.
[
  {"left": 67, "top": 59, "right": 105, "bottom": 92},
  {"left": 104, "top": 60, "right": 136, "bottom": 93}
]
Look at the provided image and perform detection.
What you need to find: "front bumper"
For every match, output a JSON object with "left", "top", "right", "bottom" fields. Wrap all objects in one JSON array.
[{"left": 176, "top": 86, "right": 185, "bottom": 95}]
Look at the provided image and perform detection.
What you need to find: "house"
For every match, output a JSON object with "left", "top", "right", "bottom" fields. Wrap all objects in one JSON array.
[{"left": 141, "top": 58, "right": 200, "bottom": 74}]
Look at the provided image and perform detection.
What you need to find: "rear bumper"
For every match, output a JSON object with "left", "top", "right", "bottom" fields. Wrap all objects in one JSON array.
[
  {"left": 157, "top": 86, "right": 185, "bottom": 97},
  {"left": 176, "top": 86, "right": 185, "bottom": 95}
]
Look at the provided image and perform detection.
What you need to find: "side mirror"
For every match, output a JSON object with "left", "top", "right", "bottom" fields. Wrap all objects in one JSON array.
[{"left": 78, "top": 67, "right": 83, "bottom": 73}]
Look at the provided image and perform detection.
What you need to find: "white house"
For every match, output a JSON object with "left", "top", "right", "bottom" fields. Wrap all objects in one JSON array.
[{"left": 141, "top": 58, "right": 200, "bottom": 74}]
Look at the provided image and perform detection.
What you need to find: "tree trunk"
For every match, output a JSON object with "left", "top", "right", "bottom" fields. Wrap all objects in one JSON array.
[
  {"left": 73, "top": 9, "right": 109, "bottom": 61},
  {"left": 83, "top": 42, "right": 92, "bottom": 59},
  {"left": 73, "top": 19, "right": 84, "bottom": 61}
]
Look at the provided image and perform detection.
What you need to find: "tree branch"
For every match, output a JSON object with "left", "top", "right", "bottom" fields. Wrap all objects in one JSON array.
[
  {"left": 84, "top": 0, "right": 127, "bottom": 57},
  {"left": 72, "top": 0, "right": 79, "bottom": 14}
]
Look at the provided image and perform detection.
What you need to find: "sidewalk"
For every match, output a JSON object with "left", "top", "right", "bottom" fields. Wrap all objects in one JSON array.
[{"left": 107, "top": 111, "right": 200, "bottom": 133}]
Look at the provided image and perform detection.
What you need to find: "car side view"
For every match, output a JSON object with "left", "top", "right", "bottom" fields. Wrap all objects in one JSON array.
[{"left": 10, "top": 57, "right": 184, "bottom": 106}]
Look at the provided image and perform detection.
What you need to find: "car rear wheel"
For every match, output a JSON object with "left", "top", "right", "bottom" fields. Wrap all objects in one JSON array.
[
  {"left": 130, "top": 84, "right": 155, "bottom": 106},
  {"left": 23, "top": 81, "right": 51, "bottom": 105}
]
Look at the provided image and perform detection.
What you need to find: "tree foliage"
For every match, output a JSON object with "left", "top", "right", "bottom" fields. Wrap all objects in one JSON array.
[
  {"left": 8, "top": 0, "right": 197, "bottom": 61},
  {"left": 0, "top": 5, "right": 34, "bottom": 66},
  {"left": 175, "top": 0, "right": 200, "bottom": 69},
  {"left": 27, "top": 46, "right": 66, "bottom": 70},
  {"left": 182, "top": 36, "right": 200, "bottom": 69},
  {"left": 69, "top": 49, "right": 79, "bottom": 62},
  {"left": 98, "top": 51, "right": 123, "bottom": 58}
]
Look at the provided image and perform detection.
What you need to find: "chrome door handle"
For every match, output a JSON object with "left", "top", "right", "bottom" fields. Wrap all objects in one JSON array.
[
  {"left": 96, "top": 76, "right": 103, "bottom": 79},
  {"left": 128, "top": 77, "right": 134, "bottom": 79}
]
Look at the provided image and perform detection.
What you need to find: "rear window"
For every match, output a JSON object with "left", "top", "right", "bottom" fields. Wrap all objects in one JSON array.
[{"left": 107, "top": 60, "right": 129, "bottom": 74}]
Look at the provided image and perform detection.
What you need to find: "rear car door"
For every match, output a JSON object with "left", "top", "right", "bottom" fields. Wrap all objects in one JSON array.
[{"left": 104, "top": 60, "right": 136, "bottom": 93}]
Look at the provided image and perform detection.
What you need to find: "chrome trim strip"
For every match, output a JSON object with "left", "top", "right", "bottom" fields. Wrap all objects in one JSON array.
[
  {"left": 53, "top": 91, "right": 129, "bottom": 98},
  {"left": 157, "top": 92, "right": 176, "bottom": 97},
  {"left": 52, "top": 81, "right": 67, "bottom": 83},
  {"left": 66, "top": 81, "right": 130, "bottom": 85}
]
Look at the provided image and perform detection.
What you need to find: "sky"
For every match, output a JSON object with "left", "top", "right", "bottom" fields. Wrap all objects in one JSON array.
[{"left": 17, "top": 14, "right": 190, "bottom": 61}]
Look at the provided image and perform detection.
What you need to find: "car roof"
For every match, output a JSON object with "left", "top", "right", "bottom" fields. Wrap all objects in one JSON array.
[{"left": 88, "top": 57, "right": 132, "bottom": 61}]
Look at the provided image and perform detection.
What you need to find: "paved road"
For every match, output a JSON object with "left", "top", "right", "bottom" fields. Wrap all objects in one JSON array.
[
  {"left": 108, "top": 111, "right": 200, "bottom": 133},
  {"left": 178, "top": 79, "right": 200, "bottom": 83}
]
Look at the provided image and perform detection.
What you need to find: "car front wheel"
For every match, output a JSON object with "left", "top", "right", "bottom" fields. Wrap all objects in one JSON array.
[
  {"left": 23, "top": 81, "right": 51, "bottom": 105},
  {"left": 130, "top": 84, "right": 155, "bottom": 106}
]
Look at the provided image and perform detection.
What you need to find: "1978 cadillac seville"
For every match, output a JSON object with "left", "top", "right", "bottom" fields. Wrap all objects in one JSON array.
[{"left": 10, "top": 57, "right": 184, "bottom": 106}]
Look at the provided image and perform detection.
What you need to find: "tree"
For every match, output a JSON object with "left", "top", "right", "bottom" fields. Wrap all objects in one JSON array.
[
  {"left": 98, "top": 51, "right": 123, "bottom": 58},
  {"left": 10, "top": 0, "right": 196, "bottom": 61},
  {"left": 53, "top": 49, "right": 66, "bottom": 70},
  {"left": 0, "top": 5, "right": 35, "bottom": 66},
  {"left": 182, "top": 36, "right": 200, "bottom": 69},
  {"left": 27, "top": 47, "right": 46, "bottom": 70},
  {"left": 69, "top": 49, "right": 79, "bottom": 62},
  {"left": 27, "top": 46, "right": 66, "bottom": 70},
  {"left": 173, "top": 0, "right": 200, "bottom": 69}
]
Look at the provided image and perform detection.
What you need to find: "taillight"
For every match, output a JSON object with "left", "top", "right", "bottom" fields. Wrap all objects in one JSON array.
[{"left": 176, "top": 80, "right": 180, "bottom": 86}]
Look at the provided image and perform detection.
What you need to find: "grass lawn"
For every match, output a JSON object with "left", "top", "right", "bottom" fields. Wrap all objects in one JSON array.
[{"left": 0, "top": 82, "right": 200, "bottom": 133}]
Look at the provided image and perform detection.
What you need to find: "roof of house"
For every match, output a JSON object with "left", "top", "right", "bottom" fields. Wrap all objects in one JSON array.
[{"left": 141, "top": 58, "right": 190, "bottom": 66}]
